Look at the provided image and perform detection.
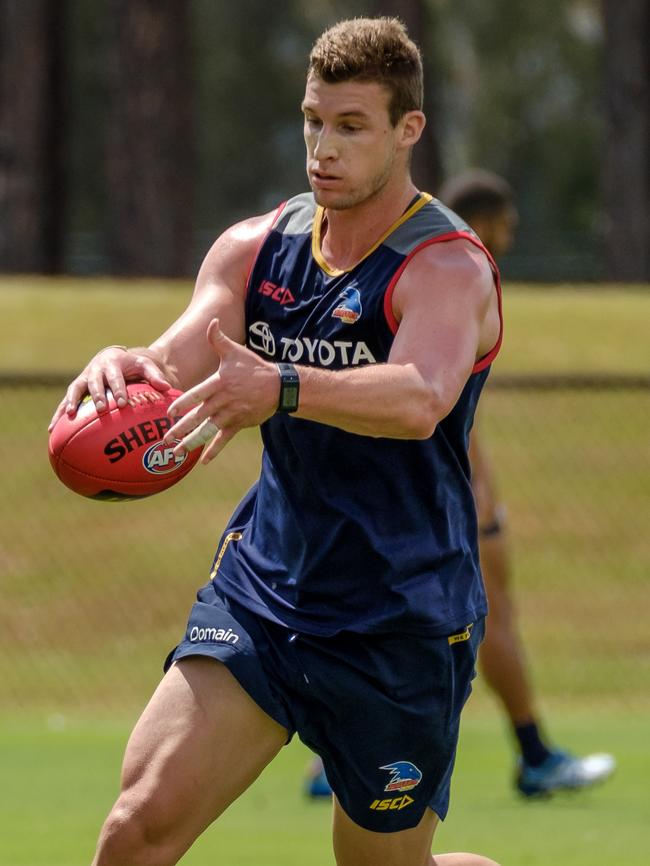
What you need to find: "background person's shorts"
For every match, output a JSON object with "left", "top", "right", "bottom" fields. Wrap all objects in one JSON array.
[{"left": 165, "top": 580, "right": 484, "bottom": 833}]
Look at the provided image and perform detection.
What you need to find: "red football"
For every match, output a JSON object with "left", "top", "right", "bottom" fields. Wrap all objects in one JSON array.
[{"left": 48, "top": 382, "right": 202, "bottom": 500}]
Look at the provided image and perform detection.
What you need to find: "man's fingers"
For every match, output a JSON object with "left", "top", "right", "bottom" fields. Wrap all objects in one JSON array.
[
  {"left": 51, "top": 378, "right": 89, "bottom": 428},
  {"left": 48, "top": 349, "right": 172, "bottom": 432},
  {"left": 201, "top": 426, "right": 238, "bottom": 464},
  {"left": 86, "top": 367, "right": 112, "bottom": 413},
  {"left": 49, "top": 371, "right": 95, "bottom": 430},
  {"left": 207, "top": 318, "right": 238, "bottom": 358},
  {"left": 168, "top": 374, "right": 218, "bottom": 419},
  {"left": 207, "top": 317, "right": 223, "bottom": 347},
  {"left": 180, "top": 418, "right": 220, "bottom": 453},
  {"left": 136, "top": 359, "right": 172, "bottom": 392},
  {"left": 104, "top": 364, "right": 129, "bottom": 408},
  {"left": 49, "top": 396, "right": 70, "bottom": 431},
  {"left": 165, "top": 400, "right": 216, "bottom": 448}
]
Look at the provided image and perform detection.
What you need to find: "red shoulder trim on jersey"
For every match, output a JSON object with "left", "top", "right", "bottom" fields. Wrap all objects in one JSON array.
[
  {"left": 244, "top": 200, "right": 288, "bottom": 298},
  {"left": 382, "top": 230, "right": 503, "bottom": 374}
]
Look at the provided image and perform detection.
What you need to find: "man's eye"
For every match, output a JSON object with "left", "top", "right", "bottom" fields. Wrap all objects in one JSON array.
[{"left": 341, "top": 125, "right": 361, "bottom": 133}]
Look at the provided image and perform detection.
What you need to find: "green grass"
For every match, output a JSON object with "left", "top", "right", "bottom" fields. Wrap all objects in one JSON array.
[
  {"left": 1, "top": 708, "right": 648, "bottom": 866},
  {"left": 496, "top": 284, "right": 650, "bottom": 373},
  {"left": 1, "top": 278, "right": 649, "bottom": 373},
  {"left": 0, "top": 277, "right": 190, "bottom": 371}
]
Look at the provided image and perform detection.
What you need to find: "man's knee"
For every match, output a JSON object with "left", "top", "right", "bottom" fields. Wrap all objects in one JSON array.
[{"left": 94, "top": 793, "right": 179, "bottom": 866}]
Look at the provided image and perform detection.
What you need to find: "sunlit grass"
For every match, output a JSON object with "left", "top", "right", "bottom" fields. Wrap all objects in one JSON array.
[{"left": 1, "top": 278, "right": 649, "bottom": 372}]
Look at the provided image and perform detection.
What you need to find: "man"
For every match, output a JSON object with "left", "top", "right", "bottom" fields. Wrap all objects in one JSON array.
[{"left": 51, "top": 20, "right": 501, "bottom": 866}]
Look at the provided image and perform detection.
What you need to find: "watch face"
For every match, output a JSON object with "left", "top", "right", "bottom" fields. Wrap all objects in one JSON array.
[
  {"left": 278, "top": 364, "right": 299, "bottom": 413},
  {"left": 282, "top": 383, "right": 299, "bottom": 411}
]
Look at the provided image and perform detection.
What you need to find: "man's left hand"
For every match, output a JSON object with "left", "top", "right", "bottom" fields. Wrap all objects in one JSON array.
[{"left": 164, "top": 318, "right": 279, "bottom": 463}]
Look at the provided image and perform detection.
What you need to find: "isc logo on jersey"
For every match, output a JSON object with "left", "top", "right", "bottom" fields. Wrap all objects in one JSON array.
[{"left": 142, "top": 441, "right": 187, "bottom": 475}]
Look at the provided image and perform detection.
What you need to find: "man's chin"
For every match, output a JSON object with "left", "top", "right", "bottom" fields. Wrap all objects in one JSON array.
[{"left": 312, "top": 189, "right": 356, "bottom": 211}]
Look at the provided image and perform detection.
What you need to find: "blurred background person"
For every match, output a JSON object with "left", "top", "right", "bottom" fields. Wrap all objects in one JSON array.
[{"left": 440, "top": 170, "right": 616, "bottom": 796}]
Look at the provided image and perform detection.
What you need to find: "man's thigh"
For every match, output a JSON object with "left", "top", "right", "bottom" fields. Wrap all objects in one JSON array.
[
  {"left": 333, "top": 802, "right": 500, "bottom": 866},
  {"left": 112, "top": 657, "right": 288, "bottom": 858},
  {"left": 295, "top": 623, "right": 484, "bottom": 832},
  {"left": 332, "top": 797, "right": 438, "bottom": 866}
]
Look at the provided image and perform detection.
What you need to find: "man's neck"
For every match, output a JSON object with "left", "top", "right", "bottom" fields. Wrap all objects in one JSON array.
[{"left": 320, "top": 177, "right": 419, "bottom": 272}]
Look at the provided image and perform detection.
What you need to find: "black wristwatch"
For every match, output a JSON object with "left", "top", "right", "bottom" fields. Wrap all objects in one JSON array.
[{"left": 276, "top": 362, "right": 300, "bottom": 413}]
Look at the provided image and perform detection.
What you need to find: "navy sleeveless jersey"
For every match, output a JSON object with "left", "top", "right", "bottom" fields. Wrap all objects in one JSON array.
[{"left": 214, "top": 192, "right": 503, "bottom": 637}]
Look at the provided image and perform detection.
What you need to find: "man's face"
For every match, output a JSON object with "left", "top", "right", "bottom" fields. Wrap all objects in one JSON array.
[
  {"left": 302, "top": 76, "right": 406, "bottom": 210},
  {"left": 472, "top": 204, "right": 519, "bottom": 258}
]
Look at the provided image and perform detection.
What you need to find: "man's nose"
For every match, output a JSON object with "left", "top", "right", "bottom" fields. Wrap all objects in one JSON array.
[{"left": 313, "top": 129, "right": 337, "bottom": 161}]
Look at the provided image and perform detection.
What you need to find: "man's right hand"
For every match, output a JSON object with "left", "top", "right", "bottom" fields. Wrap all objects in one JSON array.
[{"left": 48, "top": 346, "right": 172, "bottom": 431}]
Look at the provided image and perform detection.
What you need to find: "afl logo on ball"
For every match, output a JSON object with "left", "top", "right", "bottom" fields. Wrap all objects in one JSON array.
[{"left": 142, "top": 441, "right": 187, "bottom": 475}]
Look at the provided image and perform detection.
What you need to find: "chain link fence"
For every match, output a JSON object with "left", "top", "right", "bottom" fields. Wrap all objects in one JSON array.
[{"left": 1, "top": 375, "right": 648, "bottom": 718}]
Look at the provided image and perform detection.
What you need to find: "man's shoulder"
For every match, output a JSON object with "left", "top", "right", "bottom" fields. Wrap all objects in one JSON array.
[
  {"left": 405, "top": 234, "right": 495, "bottom": 294},
  {"left": 224, "top": 192, "right": 316, "bottom": 246},
  {"left": 271, "top": 192, "right": 317, "bottom": 236},
  {"left": 384, "top": 194, "right": 476, "bottom": 257}
]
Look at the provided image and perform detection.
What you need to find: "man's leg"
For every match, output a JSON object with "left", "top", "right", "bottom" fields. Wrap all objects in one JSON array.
[
  {"left": 332, "top": 799, "right": 499, "bottom": 866},
  {"left": 477, "top": 500, "right": 615, "bottom": 794},
  {"left": 92, "top": 656, "right": 288, "bottom": 866},
  {"left": 478, "top": 528, "right": 537, "bottom": 726}
]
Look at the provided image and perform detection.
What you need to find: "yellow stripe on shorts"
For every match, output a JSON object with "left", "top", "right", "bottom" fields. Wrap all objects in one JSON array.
[
  {"left": 448, "top": 624, "right": 473, "bottom": 645},
  {"left": 210, "top": 531, "right": 243, "bottom": 579}
]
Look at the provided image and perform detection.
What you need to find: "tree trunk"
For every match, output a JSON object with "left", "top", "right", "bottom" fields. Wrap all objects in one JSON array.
[
  {"left": 602, "top": 0, "right": 650, "bottom": 281},
  {"left": 0, "top": 0, "right": 66, "bottom": 272},
  {"left": 104, "top": 0, "right": 193, "bottom": 276},
  {"left": 374, "top": 0, "right": 444, "bottom": 194}
]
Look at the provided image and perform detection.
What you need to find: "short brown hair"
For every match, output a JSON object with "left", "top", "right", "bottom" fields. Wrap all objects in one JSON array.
[
  {"left": 438, "top": 170, "right": 515, "bottom": 221},
  {"left": 308, "top": 17, "right": 423, "bottom": 127}
]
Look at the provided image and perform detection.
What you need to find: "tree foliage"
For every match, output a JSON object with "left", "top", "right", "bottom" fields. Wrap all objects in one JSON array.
[
  {"left": 0, "top": 0, "right": 65, "bottom": 272},
  {"left": 429, "top": 0, "right": 604, "bottom": 276},
  {"left": 602, "top": 0, "right": 650, "bottom": 281},
  {"left": 1, "top": 0, "right": 646, "bottom": 280}
]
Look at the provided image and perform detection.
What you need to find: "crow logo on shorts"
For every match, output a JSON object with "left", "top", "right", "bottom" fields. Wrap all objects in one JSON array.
[{"left": 380, "top": 761, "right": 423, "bottom": 792}]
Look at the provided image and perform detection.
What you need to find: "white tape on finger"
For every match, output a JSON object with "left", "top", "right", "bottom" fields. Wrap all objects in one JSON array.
[{"left": 183, "top": 419, "right": 219, "bottom": 452}]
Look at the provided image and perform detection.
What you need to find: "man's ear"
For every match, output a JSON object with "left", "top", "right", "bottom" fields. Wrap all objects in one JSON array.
[{"left": 398, "top": 110, "right": 426, "bottom": 150}]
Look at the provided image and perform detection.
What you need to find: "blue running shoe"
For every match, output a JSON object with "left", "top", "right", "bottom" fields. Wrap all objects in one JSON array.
[
  {"left": 517, "top": 749, "right": 616, "bottom": 798},
  {"left": 305, "top": 757, "right": 333, "bottom": 798}
]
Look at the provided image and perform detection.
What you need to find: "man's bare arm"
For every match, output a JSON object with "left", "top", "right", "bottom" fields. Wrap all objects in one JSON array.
[
  {"left": 293, "top": 238, "right": 499, "bottom": 436},
  {"left": 48, "top": 212, "right": 275, "bottom": 431},
  {"left": 164, "top": 239, "right": 500, "bottom": 459}
]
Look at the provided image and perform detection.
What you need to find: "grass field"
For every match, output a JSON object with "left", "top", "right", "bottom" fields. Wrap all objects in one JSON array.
[
  {"left": 1, "top": 277, "right": 650, "bottom": 373},
  {"left": 1, "top": 279, "right": 649, "bottom": 864},
  {"left": 1, "top": 709, "right": 648, "bottom": 866}
]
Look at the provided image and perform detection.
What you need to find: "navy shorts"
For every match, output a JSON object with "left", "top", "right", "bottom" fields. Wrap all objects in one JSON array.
[{"left": 165, "top": 580, "right": 484, "bottom": 833}]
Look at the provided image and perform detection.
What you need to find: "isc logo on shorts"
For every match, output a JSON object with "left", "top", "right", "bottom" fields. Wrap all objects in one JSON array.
[
  {"left": 370, "top": 761, "right": 421, "bottom": 811},
  {"left": 369, "top": 795, "right": 414, "bottom": 811},
  {"left": 143, "top": 442, "right": 187, "bottom": 474}
]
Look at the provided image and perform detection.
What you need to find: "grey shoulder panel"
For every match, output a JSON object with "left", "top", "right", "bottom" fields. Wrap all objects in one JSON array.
[
  {"left": 273, "top": 192, "right": 317, "bottom": 235},
  {"left": 384, "top": 198, "right": 477, "bottom": 255}
]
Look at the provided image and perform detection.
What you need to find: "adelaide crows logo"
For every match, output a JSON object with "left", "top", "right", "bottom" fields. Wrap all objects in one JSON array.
[
  {"left": 332, "top": 286, "right": 362, "bottom": 324},
  {"left": 380, "top": 761, "right": 423, "bottom": 792}
]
